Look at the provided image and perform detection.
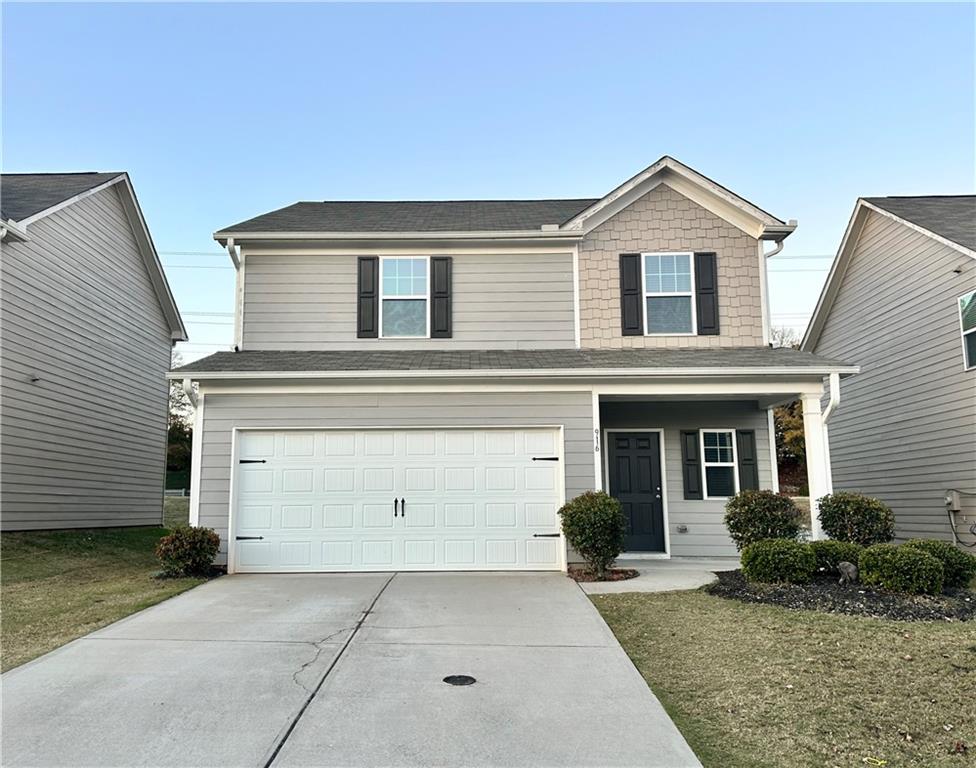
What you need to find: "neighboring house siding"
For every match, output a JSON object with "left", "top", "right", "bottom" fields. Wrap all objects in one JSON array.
[
  {"left": 0, "top": 185, "right": 172, "bottom": 530},
  {"left": 578, "top": 184, "right": 764, "bottom": 348},
  {"left": 197, "top": 390, "right": 595, "bottom": 562},
  {"left": 241, "top": 252, "right": 576, "bottom": 350},
  {"left": 813, "top": 210, "right": 976, "bottom": 543},
  {"left": 601, "top": 400, "right": 772, "bottom": 557}
]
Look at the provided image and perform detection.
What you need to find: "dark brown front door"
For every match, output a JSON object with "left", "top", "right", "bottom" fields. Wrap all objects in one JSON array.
[{"left": 607, "top": 432, "right": 665, "bottom": 552}]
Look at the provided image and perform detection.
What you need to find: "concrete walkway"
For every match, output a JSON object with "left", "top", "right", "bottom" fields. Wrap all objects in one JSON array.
[
  {"left": 2, "top": 572, "right": 701, "bottom": 768},
  {"left": 579, "top": 557, "right": 739, "bottom": 594}
]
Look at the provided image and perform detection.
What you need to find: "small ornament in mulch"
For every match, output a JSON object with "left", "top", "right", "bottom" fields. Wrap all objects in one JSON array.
[
  {"left": 706, "top": 570, "right": 976, "bottom": 622},
  {"left": 567, "top": 565, "right": 639, "bottom": 583}
]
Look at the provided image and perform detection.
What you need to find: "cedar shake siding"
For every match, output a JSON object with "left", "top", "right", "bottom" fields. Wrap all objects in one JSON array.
[
  {"left": 242, "top": 251, "right": 576, "bottom": 351},
  {"left": 812, "top": 209, "right": 976, "bottom": 543},
  {"left": 1, "top": 184, "right": 174, "bottom": 530},
  {"left": 579, "top": 184, "right": 764, "bottom": 349}
]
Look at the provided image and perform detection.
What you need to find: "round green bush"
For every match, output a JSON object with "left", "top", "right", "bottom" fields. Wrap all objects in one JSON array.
[
  {"left": 817, "top": 492, "right": 895, "bottom": 547},
  {"left": 809, "top": 539, "right": 864, "bottom": 573},
  {"left": 903, "top": 539, "right": 976, "bottom": 589},
  {"left": 558, "top": 490, "right": 627, "bottom": 579},
  {"left": 860, "top": 543, "right": 944, "bottom": 595},
  {"left": 155, "top": 526, "right": 220, "bottom": 577},
  {"left": 741, "top": 539, "right": 816, "bottom": 584},
  {"left": 724, "top": 490, "right": 802, "bottom": 551}
]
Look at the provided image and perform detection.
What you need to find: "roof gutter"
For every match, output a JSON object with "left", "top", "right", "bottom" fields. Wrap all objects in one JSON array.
[
  {"left": 167, "top": 364, "right": 860, "bottom": 381},
  {"left": 0, "top": 218, "right": 30, "bottom": 242},
  {"left": 213, "top": 228, "right": 586, "bottom": 247},
  {"left": 760, "top": 221, "right": 797, "bottom": 242}
]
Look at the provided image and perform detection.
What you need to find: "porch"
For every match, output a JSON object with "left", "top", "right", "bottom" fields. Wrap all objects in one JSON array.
[{"left": 592, "top": 376, "right": 838, "bottom": 559}]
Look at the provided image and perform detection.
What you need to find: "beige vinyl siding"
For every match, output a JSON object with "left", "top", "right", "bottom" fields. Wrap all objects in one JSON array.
[
  {"left": 242, "top": 252, "right": 576, "bottom": 350},
  {"left": 196, "top": 390, "right": 595, "bottom": 563},
  {"left": 601, "top": 400, "right": 773, "bottom": 557},
  {"left": 0, "top": 185, "right": 172, "bottom": 530},
  {"left": 814, "top": 210, "right": 976, "bottom": 544},
  {"left": 578, "top": 183, "right": 765, "bottom": 349}
]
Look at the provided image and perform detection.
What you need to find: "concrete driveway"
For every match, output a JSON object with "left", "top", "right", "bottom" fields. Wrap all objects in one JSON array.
[{"left": 2, "top": 573, "right": 700, "bottom": 768}]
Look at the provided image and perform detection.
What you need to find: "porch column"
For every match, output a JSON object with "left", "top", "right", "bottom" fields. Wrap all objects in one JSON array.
[{"left": 800, "top": 393, "right": 831, "bottom": 540}]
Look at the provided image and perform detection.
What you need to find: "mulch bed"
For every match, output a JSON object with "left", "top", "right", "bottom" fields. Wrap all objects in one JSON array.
[
  {"left": 568, "top": 566, "right": 639, "bottom": 583},
  {"left": 706, "top": 570, "right": 976, "bottom": 622}
]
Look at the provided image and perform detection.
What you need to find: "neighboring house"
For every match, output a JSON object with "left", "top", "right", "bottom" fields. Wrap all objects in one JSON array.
[
  {"left": 804, "top": 195, "right": 976, "bottom": 547},
  {"left": 1, "top": 173, "right": 187, "bottom": 530},
  {"left": 173, "top": 156, "right": 855, "bottom": 573}
]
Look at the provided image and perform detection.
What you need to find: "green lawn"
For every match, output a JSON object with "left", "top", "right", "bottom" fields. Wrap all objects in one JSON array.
[
  {"left": 594, "top": 591, "right": 976, "bottom": 768},
  {"left": 1, "top": 521, "right": 203, "bottom": 672}
]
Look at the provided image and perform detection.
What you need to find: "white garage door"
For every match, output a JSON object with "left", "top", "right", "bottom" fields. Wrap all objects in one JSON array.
[{"left": 231, "top": 428, "right": 565, "bottom": 572}]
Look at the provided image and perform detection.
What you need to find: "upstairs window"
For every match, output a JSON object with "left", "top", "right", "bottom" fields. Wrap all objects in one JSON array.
[
  {"left": 643, "top": 252, "right": 696, "bottom": 334},
  {"left": 381, "top": 257, "right": 428, "bottom": 337},
  {"left": 700, "top": 429, "right": 738, "bottom": 499},
  {"left": 960, "top": 290, "right": 976, "bottom": 370}
]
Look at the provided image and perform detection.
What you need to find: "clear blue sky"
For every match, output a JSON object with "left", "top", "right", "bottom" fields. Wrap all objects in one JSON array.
[{"left": 4, "top": 2, "right": 974, "bottom": 359}]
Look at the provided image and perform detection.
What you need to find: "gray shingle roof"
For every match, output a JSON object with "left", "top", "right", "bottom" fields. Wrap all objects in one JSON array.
[
  {"left": 1, "top": 172, "right": 123, "bottom": 222},
  {"left": 864, "top": 196, "right": 976, "bottom": 252},
  {"left": 218, "top": 199, "right": 599, "bottom": 234},
  {"left": 174, "top": 347, "right": 854, "bottom": 375}
]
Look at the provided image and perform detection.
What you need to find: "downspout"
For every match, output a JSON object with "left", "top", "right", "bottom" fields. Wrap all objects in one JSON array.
[
  {"left": 820, "top": 372, "right": 840, "bottom": 495},
  {"left": 760, "top": 239, "right": 785, "bottom": 346},
  {"left": 182, "top": 378, "right": 198, "bottom": 409}
]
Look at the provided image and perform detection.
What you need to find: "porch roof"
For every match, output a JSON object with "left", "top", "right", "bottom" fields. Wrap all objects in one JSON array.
[{"left": 171, "top": 347, "right": 856, "bottom": 379}]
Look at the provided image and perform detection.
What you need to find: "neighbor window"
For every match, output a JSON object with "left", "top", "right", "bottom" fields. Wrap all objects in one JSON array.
[
  {"left": 643, "top": 252, "right": 695, "bottom": 334},
  {"left": 381, "top": 257, "right": 428, "bottom": 337},
  {"left": 701, "top": 430, "right": 737, "bottom": 498},
  {"left": 960, "top": 290, "right": 976, "bottom": 370}
]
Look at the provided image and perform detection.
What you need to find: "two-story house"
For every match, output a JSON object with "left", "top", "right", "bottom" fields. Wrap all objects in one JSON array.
[
  {"left": 804, "top": 195, "right": 976, "bottom": 547},
  {"left": 173, "top": 156, "right": 856, "bottom": 573}
]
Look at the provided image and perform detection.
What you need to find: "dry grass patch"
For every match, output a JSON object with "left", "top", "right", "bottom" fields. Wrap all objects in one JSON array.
[
  {"left": 594, "top": 591, "right": 975, "bottom": 768},
  {"left": 2, "top": 527, "right": 203, "bottom": 671}
]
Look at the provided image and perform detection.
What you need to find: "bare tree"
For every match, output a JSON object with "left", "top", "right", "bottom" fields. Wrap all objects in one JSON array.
[{"left": 770, "top": 326, "right": 802, "bottom": 349}]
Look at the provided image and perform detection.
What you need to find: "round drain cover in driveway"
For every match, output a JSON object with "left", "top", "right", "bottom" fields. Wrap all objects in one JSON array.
[{"left": 443, "top": 675, "right": 476, "bottom": 686}]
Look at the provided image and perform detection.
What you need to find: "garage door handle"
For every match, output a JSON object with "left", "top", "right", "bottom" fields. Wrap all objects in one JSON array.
[
  {"left": 235, "top": 536, "right": 264, "bottom": 541},
  {"left": 533, "top": 533, "right": 560, "bottom": 538},
  {"left": 532, "top": 456, "right": 559, "bottom": 462},
  {"left": 400, "top": 498, "right": 405, "bottom": 518},
  {"left": 394, "top": 498, "right": 399, "bottom": 518},
  {"left": 239, "top": 459, "right": 266, "bottom": 464}
]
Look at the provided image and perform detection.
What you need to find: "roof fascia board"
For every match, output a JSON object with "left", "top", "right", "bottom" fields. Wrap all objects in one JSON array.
[
  {"left": 113, "top": 174, "right": 188, "bottom": 341},
  {"left": 802, "top": 198, "right": 976, "bottom": 351},
  {"left": 560, "top": 157, "right": 788, "bottom": 240},
  {"left": 168, "top": 364, "right": 860, "bottom": 381},
  {"left": 16, "top": 175, "right": 126, "bottom": 228},
  {"left": 801, "top": 200, "right": 867, "bottom": 351},
  {"left": 860, "top": 200, "right": 976, "bottom": 260},
  {"left": 214, "top": 229, "right": 584, "bottom": 247},
  {"left": 0, "top": 218, "right": 31, "bottom": 242}
]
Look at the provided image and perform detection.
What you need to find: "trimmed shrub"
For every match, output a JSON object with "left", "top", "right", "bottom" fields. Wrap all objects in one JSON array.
[
  {"left": 809, "top": 539, "right": 864, "bottom": 574},
  {"left": 741, "top": 539, "right": 816, "bottom": 584},
  {"left": 724, "top": 490, "right": 802, "bottom": 551},
  {"left": 155, "top": 526, "right": 220, "bottom": 577},
  {"left": 903, "top": 539, "right": 976, "bottom": 589},
  {"left": 860, "top": 543, "right": 945, "bottom": 595},
  {"left": 817, "top": 492, "right": 895, "bottom": 547},
  {"left": 559, "top": 491, "right": 627, "bottom": 579}
]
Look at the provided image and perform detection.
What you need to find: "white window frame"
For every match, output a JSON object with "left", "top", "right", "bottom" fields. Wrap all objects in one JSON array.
[
  {"left": 958, "top": 289, "right": 976, "bottom": 372},
  {"left": 700, "top": 428, "right": 739, "bottom": 500},
  {"left": 379, "top": 256, "right": 431, "bottom": 339},
  {"left": 641, "top": 251, "right": 697, "bottom": 336}
]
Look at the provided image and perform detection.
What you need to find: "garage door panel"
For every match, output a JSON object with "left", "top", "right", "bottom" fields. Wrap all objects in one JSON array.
[{"left": 233, "top": 428, "right": 564, "bottom": 572}]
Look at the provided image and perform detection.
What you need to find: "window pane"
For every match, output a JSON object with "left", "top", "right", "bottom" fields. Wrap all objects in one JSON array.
[
  {"left": 705, "top": 466, "right": 736, "bottom": 497},
  {"left": 703, "top": 431, "right": 733, "bottom": 462},
  {"left": 965, "top": 331, "right": 976, "bottom": 369},
  {"left": 960, "top": 291, "right": 976, "bottom": 333},
  {"left": 382, "top": 299, "right": 426, "bottom": 336},
  {"left": 382, "top": 259, "right": 427, "bottom": 297},
  {"left": 646, "top": 296, "right": 692, "bottom": 333}
]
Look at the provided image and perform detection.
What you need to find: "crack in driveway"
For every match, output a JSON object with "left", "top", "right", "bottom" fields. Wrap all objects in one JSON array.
[{"left": 290, "top": 627, "right": 357, "bottom": 693}]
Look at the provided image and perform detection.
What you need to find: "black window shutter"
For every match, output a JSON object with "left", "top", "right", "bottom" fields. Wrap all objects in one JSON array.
[
  {"left": 694, "top": 251, "right": 719, "bottom": 336},
  {"left": 430, "top": 256, "right": 452, "bottom": 338},
  {"left": 357, "top": 256, "right": 378, "bottom": 338},
  {"left": 619, "top": 253, "right": 644, "bottom": 335},
  {"left": 679, "top": 430, "right": 703, "bottom": 500},
  {"left": 736, "top": 430, "right": 760, "bottom": 491}
]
